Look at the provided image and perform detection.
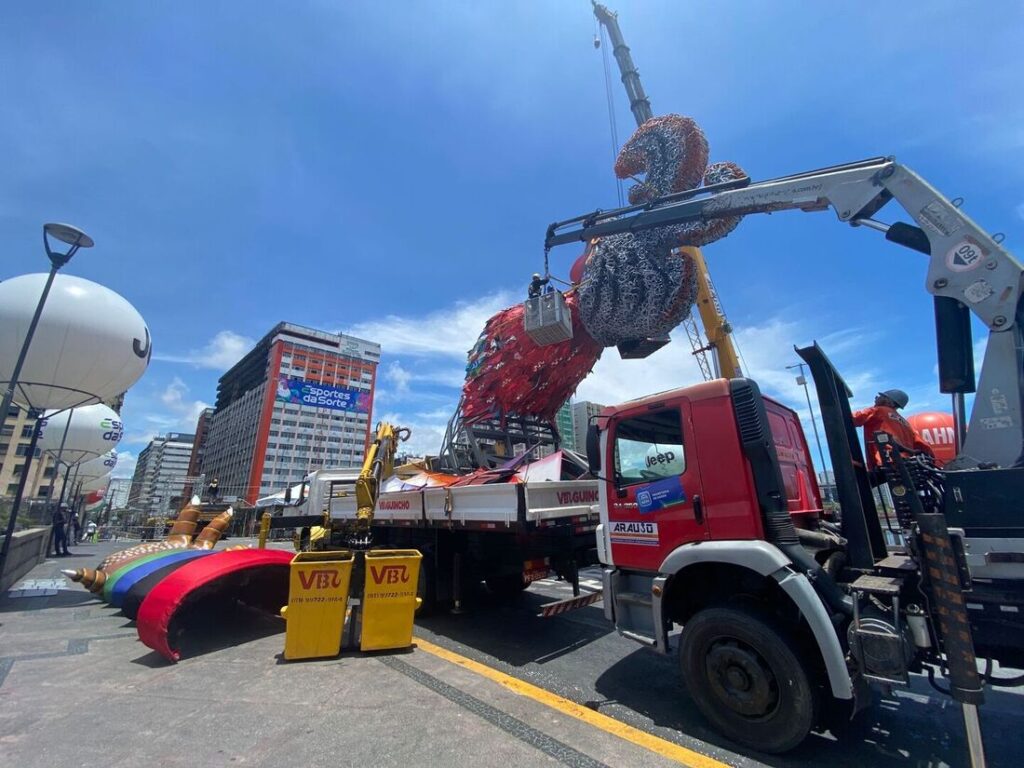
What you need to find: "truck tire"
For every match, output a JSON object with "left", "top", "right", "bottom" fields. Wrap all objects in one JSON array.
[
  {"left": 416, "top": 553, "right": 437, "bottom": 616},
  {"left": 485, "top": 574, "right": 529, "bottom": 600},
  {"left": 679, "top": 605, "right": 817, "bottom": 754}
]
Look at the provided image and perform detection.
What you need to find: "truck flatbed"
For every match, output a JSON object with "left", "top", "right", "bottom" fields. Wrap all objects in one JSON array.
[{"left": 327, "top": 479, "right": 600, "bottom": 532}]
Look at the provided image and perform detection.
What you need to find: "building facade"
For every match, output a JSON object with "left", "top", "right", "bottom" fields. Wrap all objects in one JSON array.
[
  {"left": 127, "top": 432, "right": 196, "bottom": 518},
  {"left": 555, "top": 400, "right": 576, "bottom": 451},
  {"left": 105, "top": 477, "right": 132, "bottom": 510},
  {"left": 571, "top": 401, "right": 605, "bottom": 454},
  {"left": 201, "top": 322, "right": 380, "bottom": 504},
  {"left": 183, "top": 407, "right": 214, "bottom": 498},
  {"left": 0, "top": 405, "right": 56, "bottom": 500}
]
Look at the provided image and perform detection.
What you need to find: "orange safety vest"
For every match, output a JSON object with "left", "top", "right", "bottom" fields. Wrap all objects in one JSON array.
[{"left": 852, "top": 405, "right": 934, "bottom": 470}]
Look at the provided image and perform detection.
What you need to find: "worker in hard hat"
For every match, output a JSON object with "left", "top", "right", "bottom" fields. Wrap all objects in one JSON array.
[
  {"left": 852, "top": 389, "right": 934, "bottom": 475},
  {"left": 528, "top": 273, "right": 550, "bottom": 299}
]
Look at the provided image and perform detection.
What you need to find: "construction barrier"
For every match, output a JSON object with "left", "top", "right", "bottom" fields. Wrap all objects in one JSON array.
[
  {"left": 360, "top": 549, "right": 422, "bottom": 652},
  {"left": 282, "top": 550, "right": 354, "bottom": 660}
]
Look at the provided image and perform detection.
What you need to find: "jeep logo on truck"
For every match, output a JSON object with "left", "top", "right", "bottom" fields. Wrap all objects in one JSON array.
[
  {"left": 298, "top": 569, "right": 342, "bottom": 590},
  {"left": 370, "top": 565, "right": 410, "bottom": 585},
  {"left": 645, "top": 450, "right": 676, "bottom": 467}
]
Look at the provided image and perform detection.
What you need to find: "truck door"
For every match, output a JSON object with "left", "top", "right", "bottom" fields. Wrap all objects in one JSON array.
[{"left": 606, "top": 403, "right": 706, "bottom": 572}]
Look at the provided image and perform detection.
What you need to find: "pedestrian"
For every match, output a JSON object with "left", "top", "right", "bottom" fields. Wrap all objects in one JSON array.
[
  {"left": 206, "top": 477, "right": 220, "bottom": 502},
  {"left": 52, "top": 505, "right": 70, "bottom": 557},
  {"left": 85, "top": 519, "right": 98, "bottom": 543},
  {"left": 852, "top": 389, "right": 934, "bottom": 481},
  {"left": 71, "top": 511, "right": 82, "bottom": 545}
]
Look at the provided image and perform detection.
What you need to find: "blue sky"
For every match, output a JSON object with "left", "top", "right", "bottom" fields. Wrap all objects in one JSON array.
[{"left": 2, "top": 1, "right": 1022, "bottom": 479}]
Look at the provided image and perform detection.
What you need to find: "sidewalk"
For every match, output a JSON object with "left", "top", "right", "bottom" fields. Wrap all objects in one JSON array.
[{"left": 0, "top": 542, "right": 706, "bottom": 768}]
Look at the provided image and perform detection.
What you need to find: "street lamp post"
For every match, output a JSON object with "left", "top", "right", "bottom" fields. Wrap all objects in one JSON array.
[
  {"left": 0, "top": 224, "right": 93, "bottom": 571},
  {"left": 786, "top": 363, "right": 829, "bottom": 480}
]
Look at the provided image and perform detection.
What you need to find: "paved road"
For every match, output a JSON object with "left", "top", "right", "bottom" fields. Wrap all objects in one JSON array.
[
  {"left": 4, "top": 542, "right": 1020, "bottom": 767},
  {"left": 416, "top": 567, "right": 1024, "bottom": 768},
  {"left": 2, "top": 543, "right": 690, "bottom": 768}
]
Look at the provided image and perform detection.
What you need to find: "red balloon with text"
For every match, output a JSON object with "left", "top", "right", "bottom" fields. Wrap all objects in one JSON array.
[{"left": 907, "top": 412, "right": 956, "bottom": 467}]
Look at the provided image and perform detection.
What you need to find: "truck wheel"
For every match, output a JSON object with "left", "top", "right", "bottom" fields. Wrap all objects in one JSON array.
[
  {"left": 679, "top": 606, "right": 817, "bottom": 754},
  {"left": 485, "top": 574, "right": 528, "bottom": 600},
  {"left": 416, "top": 554, "right": 437, "bottom": 616}
]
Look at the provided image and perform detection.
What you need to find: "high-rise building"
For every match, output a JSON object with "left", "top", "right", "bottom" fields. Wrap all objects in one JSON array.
[
  {"left": 105, "top": 478, "right": 132, "bottom": 510},
  {"left": 128, "top": 432, "right": 196, "bottom": 517},
  {"left": 183, "top": 407, "right": 214, "bottom": 498},
  {"left": 201, "top": 322, "right": 380, "bottom": 504},
  {"left": 0, "top": 404, "right": 56, "bottom": 499},
  {"left": 572, "top": 401, "right": 605, "bottom": 453},
  {"left": 555, "top": 400, "right": 576, "bottom": 451}
]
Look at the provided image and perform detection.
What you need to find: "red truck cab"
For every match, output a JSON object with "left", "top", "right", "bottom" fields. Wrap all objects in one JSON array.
[{"left": 591, "top": 379, "right": 822, "bottom": 574}]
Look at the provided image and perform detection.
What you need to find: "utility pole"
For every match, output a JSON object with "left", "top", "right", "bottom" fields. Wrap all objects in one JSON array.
[{"left": 786, "top": 363, "right": 829, "bottom": 478}]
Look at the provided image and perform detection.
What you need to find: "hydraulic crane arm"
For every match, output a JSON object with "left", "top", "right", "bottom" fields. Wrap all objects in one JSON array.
[
  {"left": 547, "top": 157, "right": 1021, "bottom": 329},
  {"left": 355, "top": 422, "right": 411, "bottom": 531},
  {"left": 546, "top": 156, "right": 1024, "bottom": 468}
]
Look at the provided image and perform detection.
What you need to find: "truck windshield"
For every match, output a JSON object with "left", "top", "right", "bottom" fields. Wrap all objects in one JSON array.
[{"left": 613, "top": 408, "right": 685, "bottom": 486}]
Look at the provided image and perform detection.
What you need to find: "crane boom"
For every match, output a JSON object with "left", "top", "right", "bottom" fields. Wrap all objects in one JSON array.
[
  {"left": 685, "top": 246, "right": 743, "bottom": 378},
  {"left": 355, "top": 422, "right": 411, "bottom": 531},
  {"left": 592, "top": 2, "right": 741, "bottom": 378},
  {"left": 546, "top": 155, "right": 1024, "bottom": 469},
  {"left": 592, "top": 2, "right": 653, "bottom": 125}
]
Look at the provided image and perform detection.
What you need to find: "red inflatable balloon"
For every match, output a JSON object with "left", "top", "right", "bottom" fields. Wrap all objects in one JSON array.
[
  {"left": 569, "top": 252, "right": 587, "bottom": 284},
  {"left": 907, "top": 412, "right": 957, "bottom": 467}
]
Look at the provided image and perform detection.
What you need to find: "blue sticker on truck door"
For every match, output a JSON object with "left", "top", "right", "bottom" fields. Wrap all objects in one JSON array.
[
  {"left": 609, "top": 521, "right": 659, "bottom": 546},
  {"left": 635, "top": 476, "right": 686, "bottom": 514}
]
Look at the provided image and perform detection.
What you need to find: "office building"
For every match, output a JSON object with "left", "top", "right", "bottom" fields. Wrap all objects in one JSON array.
[
  {"left": 572, "top": 401, "right": 605, "bottom": 454},
  {"left": 106, "top": 478, "right": 132, "bottom": 510},
  {"left": 128, "top": 432, "right": 196, "bottom": 517},
  {"left": 555, "top": 400, "right": 576, "bottom": 451},
  {"left": 0, "top": 405, "right": 56, "bottom": 499},
  {"left": 201, "top": 322, "right": 380, "bottom": 504},
  {"left": 183, "top": 407, "right": 214, "bottom": 498}
]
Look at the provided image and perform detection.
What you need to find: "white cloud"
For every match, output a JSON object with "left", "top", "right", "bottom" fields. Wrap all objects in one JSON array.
[
  {"left": 384, "top": 361, "right": 412, "bottom": 394},
  {"left": 157, "top": 377, "right": 211, "bottom": 431},
  {"left": 154, "top": 330, "right": 254, "bottom": 370},
  {"left": 974, "top": 336, "right": 988, "bottom": 372},
  {"left": 111, "top": 450, "right": 137, "bottom": 479},
  {"left": 347, "top": 291, "right": 897, "bottom": 466},
  {"left": 345, "top": 292, "right": 514, "bottom": 359},
  {"left": 574, "top": 318, "right": 880, "bottom": 413},
  {"left": 374, "top": 409, "right": 449, "bottom": 459}
]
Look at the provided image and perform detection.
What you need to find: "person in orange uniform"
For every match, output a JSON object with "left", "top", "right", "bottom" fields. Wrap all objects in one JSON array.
[{"left": 852, "top": 389, "right": 934, "bottom": 476}]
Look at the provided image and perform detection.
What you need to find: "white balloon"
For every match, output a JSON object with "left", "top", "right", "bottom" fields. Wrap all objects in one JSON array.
[
  {"left": 38, "top": 403, "right": 123, "bottom": 463},
  {"left": 81, "top": 475, "right": 110, "bottom": 493},
  {"left": 84, "top": 487, "right": 108, "bottom": 512},
  {"left": 0, "top": 273, "right": 151, "bottom": 409},
  {"left": 77, "top": 449, "right": 118, "bottom": 482}
]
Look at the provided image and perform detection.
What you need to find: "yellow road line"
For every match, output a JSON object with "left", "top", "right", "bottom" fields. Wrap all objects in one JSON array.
[{"left": 413, "top": 636, "right": 731, "bottom": 768}]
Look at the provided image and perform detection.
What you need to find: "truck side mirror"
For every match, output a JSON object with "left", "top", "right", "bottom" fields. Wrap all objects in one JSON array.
[{"left": 586, "top": 424, "right": 602, "bottom": 474}]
